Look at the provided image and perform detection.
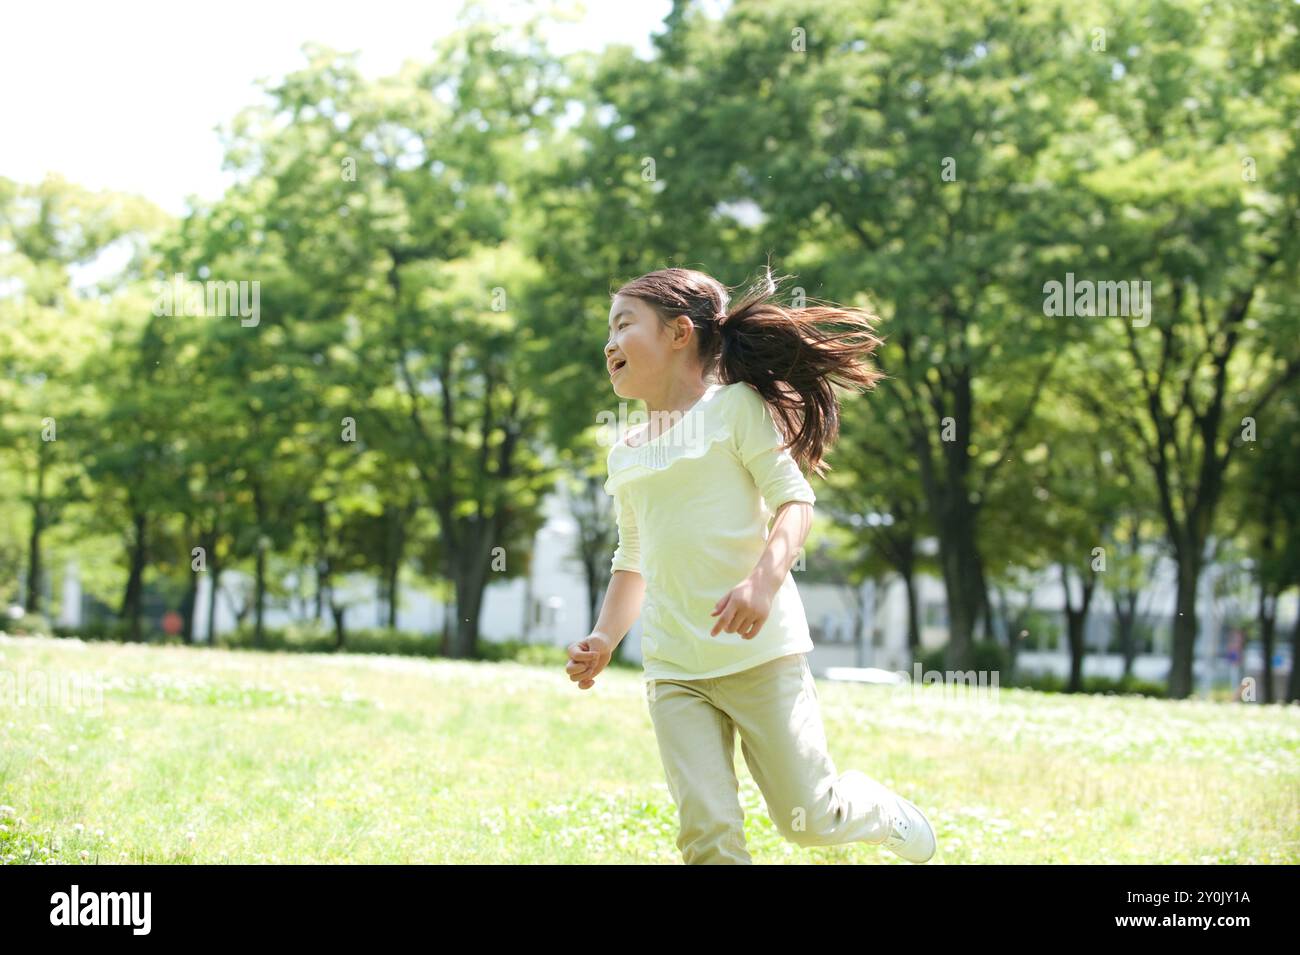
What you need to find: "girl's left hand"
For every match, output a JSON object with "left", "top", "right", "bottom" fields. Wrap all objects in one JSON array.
[{"left": 709, "top": 575, "right": 774, "bottom": 638}]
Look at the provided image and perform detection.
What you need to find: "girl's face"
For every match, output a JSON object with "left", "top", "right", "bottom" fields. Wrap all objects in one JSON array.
[{"left": 605, "top": 294, "right": 674, "bottom": 399}]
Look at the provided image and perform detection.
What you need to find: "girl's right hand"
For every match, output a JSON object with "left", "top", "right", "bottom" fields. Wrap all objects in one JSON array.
[{"left": 565, "top": 632, "right": 614, "bottom": 690}]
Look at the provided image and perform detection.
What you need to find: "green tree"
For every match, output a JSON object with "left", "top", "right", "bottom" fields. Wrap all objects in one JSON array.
[{"left": 1068, "top": 0, "right": 1300, "bottom": 697}]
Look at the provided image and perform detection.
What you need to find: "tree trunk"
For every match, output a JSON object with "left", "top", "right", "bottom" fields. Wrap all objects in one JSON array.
[
  {"left": 1256, "top": 584, "right": 1278, "bottom": 704},
  {"left": 936, "top": 501, "right": 989, "bottom": 672},
  {"left": 1113, "top": 589, "right": 1139, "bottom": 678},
  {"left": 902, "top": 569, "right": 920, "bottom": 657},
  {"left": 253, "top": 483, "right": 267, "bottom": 649},
  {"left": 992, "top": 584, "right": 1032, "bottom": 678},
  {"left": 385, "top": 506, "right": 406, "bottom": 629},
  {"left": 1169, "top": 550, "right": 1202, "bottom": 699},
  {"left": 330, "top": 598, "right": 347, "bottom": 650},
  {"left": 315, "top": 565, "right": 325, "bottom": 621},
  {"left": 1254, "top": 505, "right": 1280, "bottom": 703},
  {"left": 385, "top": 561, "right": 399, "bottom": 629},
  {"left": 1061, "top": 563, "right": 1097, "bottom": 693},
  {"left": 180, "top": 574, "right": 197, "bottom": 645},
  {"left": 119, "top": 510, "right": 148, "bottom": 642},
  {"left": 903, "top": 358, "right": 991, "bottom": 674},
  {"left": 1065, "top": 610, "right": 1085, "bottom": 691},
  {"left": 441, "top": 597, "right": 453, "bottom": 657},
  {"left": 438, "top": 503, "right": 502, "bottom": 659},
  {"left": 981, "top": 586, "right": 996, "bottom": 643},
  {"left": 453, "top": 566, "right": 488, "bottom": 658},
  {"left": 254, "top": 542, "right": 267, "bottom": 647},
  {"left": 25, "top": 444, "right": 47, "bottom": 615},
  {"left": 207, "top": 562, "right": 221, "bottom": 645},
  {"left": 851, "top": 577, "right": 867, "bottom": 668},
  {"left": 1286, "top": 601, "right": 1299, "bottom": 703},
  {"left": 315, "top": 502, "right": 327, "bottom": 622}
]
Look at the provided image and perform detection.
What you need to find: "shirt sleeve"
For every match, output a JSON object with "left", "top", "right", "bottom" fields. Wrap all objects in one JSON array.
[
  {"left": 729, "top": 384, "right": 817, "bottom": 512},
  {"left": 610, "top": 488, "right": 642, "bottom": 574}
]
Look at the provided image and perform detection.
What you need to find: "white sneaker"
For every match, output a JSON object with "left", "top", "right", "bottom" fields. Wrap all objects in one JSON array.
[{"left": 844, "top": 770, "right": 936, "bottom": 863}]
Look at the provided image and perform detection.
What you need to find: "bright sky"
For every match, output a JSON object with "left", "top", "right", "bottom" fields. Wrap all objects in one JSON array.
[{"left": 1, "top": 0, "right": 680, "bottom": 216}]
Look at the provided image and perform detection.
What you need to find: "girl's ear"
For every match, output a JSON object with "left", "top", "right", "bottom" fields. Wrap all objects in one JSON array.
[{"left": 671, "top": 314, "right": 694, "bottom": 347}]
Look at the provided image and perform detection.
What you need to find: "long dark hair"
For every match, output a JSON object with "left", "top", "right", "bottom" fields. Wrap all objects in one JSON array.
[{"left": 612, "top": 265, "right": 886, "bottom": 478}]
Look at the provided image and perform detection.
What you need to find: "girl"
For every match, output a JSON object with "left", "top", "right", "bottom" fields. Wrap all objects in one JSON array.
[{"left": 566, "top": 266, "right": 936, "bottom": 865}]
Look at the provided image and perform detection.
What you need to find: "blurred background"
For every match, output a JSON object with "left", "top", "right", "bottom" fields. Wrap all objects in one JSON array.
[{"left": 3, "top": 0, "right": 1298, "bottom": 702}]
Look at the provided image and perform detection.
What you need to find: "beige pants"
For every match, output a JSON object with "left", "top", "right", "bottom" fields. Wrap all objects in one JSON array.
[{"left": 646, "top": 651, "right": 891, "bottom": 864}]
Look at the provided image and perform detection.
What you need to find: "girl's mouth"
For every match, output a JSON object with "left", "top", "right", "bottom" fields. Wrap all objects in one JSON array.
[{"left": 610, "top": 359, "right": 627, "bottom": 377}]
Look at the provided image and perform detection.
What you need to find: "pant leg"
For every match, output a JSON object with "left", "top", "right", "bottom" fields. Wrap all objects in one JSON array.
[
  {"left": 647, "top": 677, "right": 753, "bottom": 864},
  {"left": 714, "top": 653, "right": 891, "bottom": 849}
]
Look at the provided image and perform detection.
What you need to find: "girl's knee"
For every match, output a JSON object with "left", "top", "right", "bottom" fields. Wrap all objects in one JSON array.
[{"left": 774, "top": 794, "right": 848, "bottom": 847}]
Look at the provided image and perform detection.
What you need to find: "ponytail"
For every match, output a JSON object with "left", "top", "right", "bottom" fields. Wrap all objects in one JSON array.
[
  {"left": 614, "top": 264, "right": 886, "bottom": 476},
  {"left": 715, "top": 266, "right": 886, "bottom": 477}
]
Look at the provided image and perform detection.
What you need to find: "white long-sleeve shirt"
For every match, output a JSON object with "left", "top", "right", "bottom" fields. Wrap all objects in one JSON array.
[{"left": 605, "top": 380, "right": 817, "bottom": 682}]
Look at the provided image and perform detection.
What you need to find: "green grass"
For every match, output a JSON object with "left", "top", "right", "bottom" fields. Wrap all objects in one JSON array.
[{"left": 1, "top": 633, "right": 1296, "bottom": 864}]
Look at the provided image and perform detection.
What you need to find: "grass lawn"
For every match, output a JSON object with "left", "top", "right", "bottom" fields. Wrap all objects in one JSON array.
[{"left": 1, "top": 633, "right": 1296, "bottom": 864}]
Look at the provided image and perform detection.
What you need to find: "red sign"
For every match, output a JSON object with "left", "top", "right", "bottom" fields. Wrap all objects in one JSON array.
[{"left": 162, "top": 611, "right": 183, "bottom": 635}]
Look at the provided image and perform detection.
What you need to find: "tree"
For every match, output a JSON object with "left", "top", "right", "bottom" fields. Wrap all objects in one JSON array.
[
  {"left": 1069, "top": 0, "right": 1300, "bottom": 697},
  {"left": 0, "top": 175, "right": 168, "bottom": 619}
]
